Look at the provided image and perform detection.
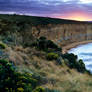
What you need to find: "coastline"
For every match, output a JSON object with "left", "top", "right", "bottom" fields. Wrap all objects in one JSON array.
[{"left": 62, "top": 40, "right": 92, "bottom": 54}]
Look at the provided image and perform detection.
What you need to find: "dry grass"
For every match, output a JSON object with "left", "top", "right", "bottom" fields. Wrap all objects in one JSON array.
[
  {"left": 29, "top": 55, "right": 92, "bottom": 92},
  {"left": 3, "top": 46, "right": 92, "bottom": 92}
]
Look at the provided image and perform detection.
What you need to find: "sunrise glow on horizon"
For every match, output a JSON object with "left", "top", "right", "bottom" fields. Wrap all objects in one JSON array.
[
  {"left": 60, "top": 17, "right": 89, "bottom": 21},
  {"left": 0, "top": 0, "right": 92, "bottom": 21},
  {"left": 57, "top": 12, "right": 92, "bottom": 21}
]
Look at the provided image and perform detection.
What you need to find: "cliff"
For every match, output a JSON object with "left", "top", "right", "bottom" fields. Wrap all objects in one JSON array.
[
  {"left": 32, "top": 23, "right": 92, "bottom": 47},
  {"left": 0, "top": 14, "right": 92, "bottom": 48},
  {"left": 0, "top": 14, "right": 92, "bottom": 92}
]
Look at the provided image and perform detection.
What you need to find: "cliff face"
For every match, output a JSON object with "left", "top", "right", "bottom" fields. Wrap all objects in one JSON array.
[
  {"left": 31, "top": 23, "right": 92, "bottom": 46},
  {"left": 0, "top": 14, "right": 92, "bottom": 47}
]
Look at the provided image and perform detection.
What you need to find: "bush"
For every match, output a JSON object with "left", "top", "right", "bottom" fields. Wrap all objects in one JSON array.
[
  {"left": 39, "top": 36, "right": 46, "bottom": 40},
  {"left": 0, "top": 59, "right": 44, "bottom": 92},
  {"left": 47, "top": 40, "right": 62, "bottom": 52},
  {"left": 32, "top": 37, "right": 62, "bottom": 52},
  {"left": 86, "top": 70, "right": 91, "bottom": 75},
  {"left": 17, "top": 88, "right": 24, "bottom": 92},
  {"left": 62, "top": 53, "right": 86, "bottom": 73},
  {"left": 37, "top": 37, "right": 47, "bottom": 51},
  {"left": 77, "top": 59, "right": 86, "bottom": 72},
  {"left": 33, "top": 86, "right": 45, "bottom": 92},
  {"left": 0, "top": 42, "right": 6, "bottom": 49},
  {"left": 62, "top": 53, "right": 78, "bottom": 68},
  {"left": 47, "top": 52, "right": 59, "bottom": 60}
]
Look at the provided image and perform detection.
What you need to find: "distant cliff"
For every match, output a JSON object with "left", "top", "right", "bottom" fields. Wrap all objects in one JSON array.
[
  {"left": 31, "top": 23, "right": 92, "bottom": 46},
  {"left": 0, "top": 14, "right": 92, "bottom": 47}
]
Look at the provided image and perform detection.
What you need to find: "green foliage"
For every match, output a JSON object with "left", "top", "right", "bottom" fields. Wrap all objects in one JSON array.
[
  {"left": 63, "top": 53, "right": 86, "bottom": 73},
  {"left": 33, "top": 86, "right": 45, "bottom": 92},
  {"left": 32, "top": 36, "right": 62, "bottom": 52},
  {"left": 47, "top": 52, "right": 59, "bottom": 60},
  {"left": 0, "top": 14, "right": 87, "bottom": 27},
  {"left": 39, "top": 36, "right": 46, "bottom": 40},
  {"left": 77, "top": 59, "right": 86, "bottom": 72},
  {"left": 0, "top": 42, "right": 6, "bottom": 49},
  {"left": 45, "top": 88, "right": 61, "bottom": 92},
  {"left": 62, "top": 53, "right": 78, "bottom": 68},
  {"left": 86, "top": 70, "right": 91, "bottom": 75},
  {"left": 0, "top": 59, "right": 44, "bottom": 92},
  {"left": 17, "top": 88, "right": 24, "bottom": 92}
]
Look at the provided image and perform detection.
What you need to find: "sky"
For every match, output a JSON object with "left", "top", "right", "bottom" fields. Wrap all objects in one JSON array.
[{"left": 0, "top": 0, "right": 92, "bottom": 21}]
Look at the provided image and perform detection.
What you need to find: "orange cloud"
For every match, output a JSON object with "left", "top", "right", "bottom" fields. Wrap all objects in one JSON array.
[{"left": 58, "top": 12, "right": 91, "bottom": 21}]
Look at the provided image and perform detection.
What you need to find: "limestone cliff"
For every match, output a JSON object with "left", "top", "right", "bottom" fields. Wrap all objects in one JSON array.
[
  {"left": 31, "top": 23, "right": 92, "bottom": 46},
  {"left": 0, "top": 14, "right": 92, "bottom": 47}
]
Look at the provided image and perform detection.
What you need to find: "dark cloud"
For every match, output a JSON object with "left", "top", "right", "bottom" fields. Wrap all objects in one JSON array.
[{"left": 0, "top": 0, "right": 92, "bottom": 20}]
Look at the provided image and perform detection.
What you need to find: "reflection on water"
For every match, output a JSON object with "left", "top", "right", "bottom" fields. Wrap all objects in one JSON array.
[{"left": 68, "top": 43, "right": 92, "bottom": 72}]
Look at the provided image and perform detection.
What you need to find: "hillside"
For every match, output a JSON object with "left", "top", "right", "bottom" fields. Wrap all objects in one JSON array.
[
  {"left": 0, "top": 14, "right": 92, "bottom": 47},
  {"left": 0, "top": 14, "right": 90, "bottom": 26},
  {"left": 0, "top": 14, "right": 92, "bottom": 92}
]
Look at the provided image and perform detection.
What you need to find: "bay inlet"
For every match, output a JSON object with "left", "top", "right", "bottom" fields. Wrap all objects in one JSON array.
[{"left": 68, "top": 43, "right": 92, "bottom": 72}]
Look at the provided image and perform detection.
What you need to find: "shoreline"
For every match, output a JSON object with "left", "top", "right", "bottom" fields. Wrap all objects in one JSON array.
[{"left": 62, "top": 40, "right": 92, "bottom": 54}]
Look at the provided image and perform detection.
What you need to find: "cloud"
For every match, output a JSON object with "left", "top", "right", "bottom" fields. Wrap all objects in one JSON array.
[
  {"left": 0, "top": 0, "right": 92, "bottom": 20},
  {"left": 80, "top": 0, "right": 92, "bottom": 4}
]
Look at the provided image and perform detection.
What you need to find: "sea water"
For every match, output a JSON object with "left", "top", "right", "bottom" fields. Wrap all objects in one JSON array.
[{"left": 68, "top": 43, "right": 92, "bottom": 72}]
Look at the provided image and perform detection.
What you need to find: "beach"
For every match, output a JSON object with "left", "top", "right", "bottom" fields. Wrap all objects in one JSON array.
[{"left": 62, "top": 40, "right": 92, "bottom": 54}]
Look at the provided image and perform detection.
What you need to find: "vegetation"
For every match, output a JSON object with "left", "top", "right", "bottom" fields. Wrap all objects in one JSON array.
[
  {"left": 0, "top": 14, "right": 91, "bottom": 92},
  {"left": 47, "top": 52, "right": 59, "bottom": 60},
  {"left": 0, "top": 14, "right": 88, "bottom": 27},
  {"left": 32, "top": 36, "right": 62, "bottom": 52},
  {"left": 33, "top": 86, "right": 45, "bottom": 92},
  {"left": 0, "top": 42, "right": 6, "bottom": 49},
  {"left": 62, "top": 53, "right": 86, "bottom": 73},
  {"left": 0, "top": 59, "right": 45, "bottom": 92},
  {"left": 32, "top": 37, "right": 87, "bottom": 73}
]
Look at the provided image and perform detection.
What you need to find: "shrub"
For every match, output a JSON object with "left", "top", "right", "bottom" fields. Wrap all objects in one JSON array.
[
  {"left": 28, "top": 78, "right": 38, "bottom": 88},
  {"left": 77, "top": 59, "right": 86, "bottom": 72},
  {"left": 45, "top": 88, "right": 61, "bottom": 92},
  {"left": 32, "top": 37, "right": 62, "bottom": 52},
  {"left": 39, "top": 36, "right": 46, "bottom": 40},
  {"left": 0, "top": 42, "right": 6, "bottom": 49},
  {"left": 56, "top": 57, "right": 62, "bottom": 65},
  {"left": 37, "top": 37, "right": 47, "bottom": 51},
  {"left": 47, "top": 40, "right": 62, "bottom": 52},
  {"left": 22, "top": 84, "right": 33, "bottom": 92},
  {"left": 63, "top": 53, "right": 86, "bottom": 73},
  {"left": 47, "top": 52, "right": 59, "bottom": 60},
  {"left": 62, "top": 53, "right": 78, "bottom": 68},
  {"left": 33, "top": 86, "right": 45, "bottom": 92},
  {"left": 0, "top": 59, "right": 45, "bottom": 92},
  {"left": 86, "top": 70, "right": 91, "bottom": 75},
  {"left": 17, "top": 88, "right": 24, "bottom": 92}
]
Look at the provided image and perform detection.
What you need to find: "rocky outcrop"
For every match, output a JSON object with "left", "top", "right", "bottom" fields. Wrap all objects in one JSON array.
[
  {"left": 1, "top": 14, "right": 92, "bottom": 47},
  {"left": 31, "top": 23, "right": 92, "bottom": 46}
]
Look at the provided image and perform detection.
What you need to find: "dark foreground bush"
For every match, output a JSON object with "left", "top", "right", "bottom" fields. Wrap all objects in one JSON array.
[
  {"left": 33, "top": 86, "right": 45, "bottom": 92},
  {"left": 0, "top": 59, "right": 45, "bottom": 92}
]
